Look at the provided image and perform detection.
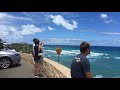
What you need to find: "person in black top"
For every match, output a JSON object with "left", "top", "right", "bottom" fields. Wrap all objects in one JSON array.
[
  {"left": 33, "top": 39, "right": 44, "bottom": 77},
  {"left": 71, "top": 42, "right": 93, "bottom": 78}
]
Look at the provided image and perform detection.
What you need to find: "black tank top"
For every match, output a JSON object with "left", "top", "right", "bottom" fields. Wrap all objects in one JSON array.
[{"left": 34, "top": 45, "right": 43, "bottom": 56}]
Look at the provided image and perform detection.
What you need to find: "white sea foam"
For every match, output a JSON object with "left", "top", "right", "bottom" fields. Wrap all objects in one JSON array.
[
  {"left": 89, "top": 59, "right": 97, "bottom": 62},
  {"left": 104, "top": 57, "right": 110, "bottom": 59},
  {"left": 87, "top": 52, "right": 109, "bottom": 59},
  {"left": 114, "top": 57, "right": 120, "bottom": 59},
  {"left": 45, "top": 49, "right": 109, "bottom": 59},
  {"left": 45, "top": 50, "right": 77, "bottom": 56},
  {"left": 89, "top": 52, "right": 104, "bottom": 57},
  {"left": 94, "top": 75, "right": 103, "bottom": 78},
  {"left": 61, "top": 50, "right": 79, "bottom": 56},
  {"left": 71, "top": 50, "right": 80, "bottom": 53},
  {"left": 45, "top": 50, "right": 56, "bottom": 53},
  {"left": 87, "top": 52, "right": 109, "bottom": 62},
  {"left": 105, "top": 54, "right": 109, "bottom": 55}
]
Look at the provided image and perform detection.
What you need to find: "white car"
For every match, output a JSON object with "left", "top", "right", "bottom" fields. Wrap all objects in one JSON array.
[{"left": 0, "top": 42, "right": 21, "bottom": 69}]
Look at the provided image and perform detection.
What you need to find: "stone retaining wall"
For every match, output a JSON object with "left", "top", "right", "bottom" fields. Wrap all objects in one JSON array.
[{"left": 21, "top": 53, "right": 71, "bottom": 78}]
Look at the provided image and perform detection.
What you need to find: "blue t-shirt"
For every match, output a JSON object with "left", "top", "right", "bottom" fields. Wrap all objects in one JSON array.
[{"left": 71, "top": 53, "right": 90, "bottom": 78}]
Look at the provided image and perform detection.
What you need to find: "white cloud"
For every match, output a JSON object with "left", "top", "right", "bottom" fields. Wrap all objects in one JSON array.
[
  {"left": 0, "top": 24, "right": 44, "bottom": 43},
  {"left": 39, "top": 38, "right": 82, "bottom": 45},
  {"left": 101, "top": 32, "right": 120, "bottom": 35},
  {"left": 49, "top": 15, "right": 78, "bottom": 30},
  {"left": 64, "top": 38, "right": 82, "bottom": 42},
  {"left": 100, "top": 13, "right": 113, "bottom": 23},
  {"left": 100, "top": 14, "right": 108, "bottom": 19},
  {"left": 0, "top": 25, "right": 23, "bottom": 38},
  {"left": 21, "top": 12, "right": 31, "bottom": 17},
  {"left": 20, "top": 24, "right": 44, "bottom": 35},
  {"left": 48, "top": 26, "right": 55, "bottom": 30},
  {"left": 0, "top": 12, "right": 32, "bottom": 21},
  {"left": 0, "top": 24, "right": 43, "bottom": 38},
  {"left": 9, "top": 27, "right": 23, "bottom": 38},
  {"left": 0, "top": 26, "right": 9, "bottom": 36},
  {"left": 0, "top": 25, "right": 23, "bottom": 43}
]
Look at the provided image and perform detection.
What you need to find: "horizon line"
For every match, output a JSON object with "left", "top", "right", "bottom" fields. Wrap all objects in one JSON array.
[{"left": 9, "top": 43, "right": 120, "bottom": 47}]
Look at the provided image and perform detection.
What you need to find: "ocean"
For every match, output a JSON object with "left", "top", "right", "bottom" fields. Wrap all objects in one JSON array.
[{"left": 43, "top": 45, "right": 120, "bottom": 78}]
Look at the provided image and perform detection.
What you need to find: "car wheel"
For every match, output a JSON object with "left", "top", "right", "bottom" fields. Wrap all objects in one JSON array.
[{"left": 0, "top": 58, "right": 12, "bottom": 69}]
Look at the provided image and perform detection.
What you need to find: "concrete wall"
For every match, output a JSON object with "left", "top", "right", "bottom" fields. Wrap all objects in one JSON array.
[{"left": 21, "top": 53, "right": 71, "bottom": 78}]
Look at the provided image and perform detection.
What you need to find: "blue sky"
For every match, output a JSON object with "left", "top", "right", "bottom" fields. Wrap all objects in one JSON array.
[{"left": 0, "top": 12, "right": 120, "bottom": 46}]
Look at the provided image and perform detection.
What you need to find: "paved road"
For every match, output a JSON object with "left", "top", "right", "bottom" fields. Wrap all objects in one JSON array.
[{"left": 0, "top": 60, "right": 43, "bottom": 78}]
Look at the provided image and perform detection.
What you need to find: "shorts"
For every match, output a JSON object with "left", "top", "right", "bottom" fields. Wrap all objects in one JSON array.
[{"left": 34, "top": 56, "right": 43, "bottom": 63}]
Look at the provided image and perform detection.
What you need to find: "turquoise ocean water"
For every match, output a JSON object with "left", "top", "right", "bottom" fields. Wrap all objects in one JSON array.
[{"left": 43, "top": 45, "right": 120, "bottom": 78}]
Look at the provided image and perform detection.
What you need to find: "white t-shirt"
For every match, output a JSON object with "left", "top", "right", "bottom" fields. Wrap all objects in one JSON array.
[{"left": 32, "top": 44, "right": 35, "bottom": 55}]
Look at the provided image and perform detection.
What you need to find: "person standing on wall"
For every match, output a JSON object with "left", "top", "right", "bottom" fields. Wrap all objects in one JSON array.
[{"left": 33, "top": 39, "right": 44, "bottom": 77}]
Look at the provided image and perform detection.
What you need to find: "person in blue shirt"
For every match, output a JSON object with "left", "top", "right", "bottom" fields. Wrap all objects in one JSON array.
[{"left": 71, "top": 42, "right": 93, "bottom": 78}]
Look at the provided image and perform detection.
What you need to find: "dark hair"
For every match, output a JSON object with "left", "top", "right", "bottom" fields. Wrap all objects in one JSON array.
[
  {"left": 34, "top": 39, "right": 39, "bottom": 45},
  {"left": 80, "top": 42, "right": 90, "bottom": 53},
  {"left": 33, "top": 38, "right": 37, "bottom": 42}
]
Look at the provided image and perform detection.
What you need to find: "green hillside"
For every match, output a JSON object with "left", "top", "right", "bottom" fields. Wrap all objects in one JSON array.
[{"left": 9, "top": 43, "right": 32, "bottom": 54}]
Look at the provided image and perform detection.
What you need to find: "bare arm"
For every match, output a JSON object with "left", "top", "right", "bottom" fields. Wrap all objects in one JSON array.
[
  {"left": 85, "top": 72, "right": 93, "bottom": 78},
  {"left": 38, "top": 45, "right": 42, "bottom": 51},
  {"left": 32, "top": 45, "right": 35, "bottom": 56},
  {"left": 41, "top": 41, "right": 44, "bottom": 46},
  {"left": 32, "top": 45, "right": 34, "bottom": 51}
]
